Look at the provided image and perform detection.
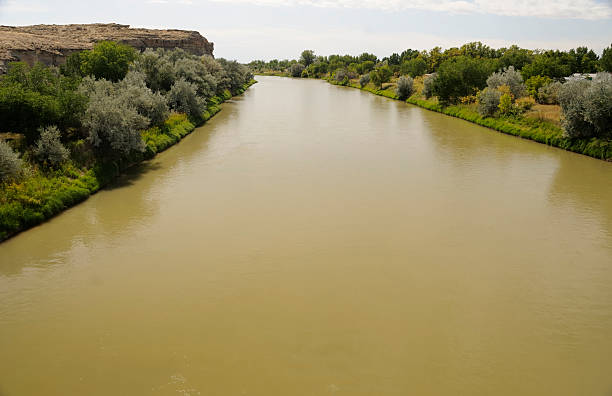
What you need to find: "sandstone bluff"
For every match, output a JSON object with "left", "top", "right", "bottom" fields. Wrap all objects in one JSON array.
[{"left": 0, "top": 23, "right": 215, "bottom": 73}]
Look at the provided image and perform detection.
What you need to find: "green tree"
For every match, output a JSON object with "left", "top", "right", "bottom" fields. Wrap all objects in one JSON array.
[
  {"left": 79, "top": 41, "right": 137, "bottom": 82},
  {"left": 300, "top": 50, "right": 316, "bottom": 67},
  {"left": 432, "top": 56, "right": 496, "bottom": 104},
  {"left": 400, "top": 58, "right": 427, "bottom": 77},
  {"left": 600, "top": 44, "right": 612, "bottom": 72}
]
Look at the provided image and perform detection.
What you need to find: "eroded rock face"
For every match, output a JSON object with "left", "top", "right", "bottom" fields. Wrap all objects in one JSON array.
[{"left": 0, "top": 23, "right": 214, "bottom": 73}]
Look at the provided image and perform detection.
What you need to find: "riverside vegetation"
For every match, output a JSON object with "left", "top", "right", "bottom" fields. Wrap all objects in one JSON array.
[
  {"left": 0, "top": 41, "right": 254, "bottom": 241},
  {"left": 249, "top": 44, "right": 612, "bottom": 160}
]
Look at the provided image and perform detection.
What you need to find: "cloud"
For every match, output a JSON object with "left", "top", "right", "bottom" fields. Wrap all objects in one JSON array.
[
  {"left": 0, "top": 0, "right": 48, "bottom": 12},
  {"left": 205, "top": 0, "right": 612, "bottom": 20}
]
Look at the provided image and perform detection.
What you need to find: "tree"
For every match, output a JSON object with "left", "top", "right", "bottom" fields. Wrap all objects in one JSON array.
[
  {"left": 432, "top": 56, "right": 496, "bottom": 104},
  {"left": 359, "top": 74, "right": 370, "bottom": 88},
  {"left": 477, "top": 88, "right": 502, "bottom": 116},
  {"left": 498, "top": 45, "right": 533, "bottom": 70},
  {"left": 422, "top": 73, "right": 437, "bottom": 98},
  {"left": 78, "top": 41, "right": 137, "bottom": 82},
  {"left": 525, "top": 75, "right": 551, "bottom": 99},
  {"left": 167, "top": 78, "right": 207, "bottom": 120},
  {"left": 290, "top": 63, "right": 305, "bottom": 77},
  {"left": 300, "top": 50, "right": 316, "bottom": 67},
  {"left": 600, "top": 44, "right": 612, "bottom": 72},
  {"left": 521, "top": 53, "right": 571, "bottom": 80},
  {"left": 401, "top": 58, "right": 427, "bottom": 77}
]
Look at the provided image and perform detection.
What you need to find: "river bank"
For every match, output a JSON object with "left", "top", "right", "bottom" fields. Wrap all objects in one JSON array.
[
  {"left": 0, "top": 80, "right": 256, "bottom": 242},
  {"left": 325, "top": 77, "right": 611, "bottom": 161}
]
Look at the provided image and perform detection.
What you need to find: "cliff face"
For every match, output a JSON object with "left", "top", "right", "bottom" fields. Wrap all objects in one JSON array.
[{"left": 0, "top": 23, "right": 214, "bottom": 73}]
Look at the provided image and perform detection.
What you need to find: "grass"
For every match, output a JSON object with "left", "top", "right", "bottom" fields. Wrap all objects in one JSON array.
[{"left": 0, "top": 80, "right": 257, "bottom": 242}]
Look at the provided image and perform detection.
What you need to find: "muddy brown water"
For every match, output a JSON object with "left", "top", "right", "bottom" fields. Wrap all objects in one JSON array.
[{"left": 1, "top": 76, "right": 612, "bottom": 395}]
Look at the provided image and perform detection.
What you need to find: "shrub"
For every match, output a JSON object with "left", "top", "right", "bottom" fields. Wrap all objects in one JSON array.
[
  {"left": 583, "top": 73, "right": 612, "bottom": 138},
  {"left": 559, "top": 79, "right": 594, "bottom": 138},
  {"left": 80, "top": 77, "right": 147, "bottom": 158},
  {"left": 537, "top": 81, "right": 562, "bottom": 105},
  {"left": 334, "top": 69, "right": 348, "bottom": 84},
  {"left": 396, "top": 76, "right": 414, "bottom": 100},
  {"left": 290, "top": 63, "right": 305, "bottom": 77},
  {"left": 477, "top": 87, "right": 501, "bottom": 116},
  {"left": 370, "top": 70, "right": 382, "bottom": 88},
  {"left": 422, "top": 73, "right": 437, "bottom": 99},
  {"left": 34, "top": 126, "right": 69, "bottom": 166},
  {"left": 515, "top": 96, "right": 536, "bottom": 112},
  {"left": 525, "top": 75, "right": 551, "bottom": 99},
  {"left": 486, "top": 66, "right": 526, "bottom": 99},
  {"left": 498, "top": 93, "right": 515, "bottom": 116},
  {"left": 0, "top": 140, "right": 23, "bottom": 182},
  {"left": 120, "top": 71, "right": 169, "bottom": 125},
  {"left": 167, "top": 78, "right": 207, "bottom": 120},
  {"left": 359, "top": 74, "right": 370, "bottom": 88}
]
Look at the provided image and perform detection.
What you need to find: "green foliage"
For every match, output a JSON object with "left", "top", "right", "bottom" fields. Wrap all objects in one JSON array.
[
  {"left": 77, "top": 41, "right": 137, "bottom": 82},
  {"left": 601, "top": 44, "right": 612, "bottom": 72},
  {"left": 0, "top": 62, "right": 87, "bottom": 143},
  {"left": 432, "top": 56, "right": 496, "bottom": 104},
  {"left": 498, "top": 93, "right": 515, "bottom": 116},
  {"left": 300, "top": 50, "right": 316, "bottom": 67},
  {"left": 525, "top": 75, "right": 551, "bottom": 99},
  {"left": 396, "top": 76, "right": 414, "bottom": 100},
  {"left": 521, "top": 53, "right": 571, "bottom": 80},
  {"left": 369, "top": 70, "right": 382, "bottom": 88},
  {"left": 33, "top": 126, "right": 69, "bottom": 166},
  {"left": 498, "top": 45, "right": 533, "bottom": 70},
  {"left": 290, "top": 63, "right": 305, "bottom": 77},
  {"left": 0, "top": 140, "right": 23, "bottom": 183},
  {"left": 400, "top": 58, "right": 427, "bottom": 77}
]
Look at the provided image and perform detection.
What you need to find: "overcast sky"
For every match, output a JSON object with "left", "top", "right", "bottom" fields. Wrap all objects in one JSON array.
[{"left": 1, "top": 0, "right": 611, "bottom": 62}]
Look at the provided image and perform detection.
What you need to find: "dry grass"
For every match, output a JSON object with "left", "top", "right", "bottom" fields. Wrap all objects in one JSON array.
[{"left": 525, "top": 104, "right": 562, "bottom": 125}]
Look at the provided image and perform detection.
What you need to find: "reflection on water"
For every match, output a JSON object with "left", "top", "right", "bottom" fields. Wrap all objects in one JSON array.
[{"left": 1, "top": 77, "right": 611, "bottom": 396}]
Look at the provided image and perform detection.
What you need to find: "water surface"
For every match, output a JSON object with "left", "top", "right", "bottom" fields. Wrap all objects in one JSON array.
[{"left": 1, "top": 76, "right": 612, "bottom": 395}]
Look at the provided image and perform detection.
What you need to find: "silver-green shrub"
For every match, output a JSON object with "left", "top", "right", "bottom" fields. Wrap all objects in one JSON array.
[
  {"left": 537, "top": 81, "right": 562, "bottom": 105},
  {"left": 477, "top": 87, "right": 502, "bottom": 116},
  {"left": 120, "top": 71, "right": 169, "bottom": 125},
  {"left": 34, "top": 126, "right": 69, "bottom": 166},
  {"left": 423, "top": 73, "right": 437, "bottom": 99},
  {"left": 80, "top": 77, "right": 147, "bottom": 157},
  {"left": 359, "top": 73, "right": 370, "bottom": 88},
  {"left": 0, "top": 140, "right": 23, "bottom": 182},
  {"left": 166, "top": 78, "right": 206, "bottom": 120},
  {"left": 486, "top": 66, "right": 526, "bottom": 99},
  {"left": 396, "top": 76, "right": 414, "bottom": 100}
]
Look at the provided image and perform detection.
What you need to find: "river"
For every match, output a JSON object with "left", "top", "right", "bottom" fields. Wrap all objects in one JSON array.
[{"left": 1, "top": 76, "right": 612, "bottom": 395}]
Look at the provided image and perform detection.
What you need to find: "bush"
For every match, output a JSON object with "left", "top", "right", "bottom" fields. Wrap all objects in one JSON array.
[
  {"left": 290, "top": 63, "right": 305, "bottom": 77},
  {"left": 167, "top": 78, "right": 207, "bottom": 120},
  {"left": 498, "top": 93, "right": 515, "bottom": 116},
  {"left": 537, "top": 81, "right": 562, "bottom": 105},
  {"left": 486, "top": 66, "right": 526, "bottom": 99},
  {"left": 120, "top": 71, "right": 169, "bottom": 125},
  {"left": 359, "top": 74, "right": 370, "bottom": 88},
  {"left": 80, "top": 77, "right": 147, "bottom": 158},
  {"left": 396, "top": 76, "right": 414, "bottom": 100},
  {"left": 422, "top": 73, "right": 437, "bottom": 98},
  {"left": 34, "top": 126, "right": 69, "bottom": 166},
  {"left": 515, "top": 96, "right": 536, "bottom": 112},
  {"left": 559, "top": 79, "right": 593, "bottom": 138},
  {"left": 583, "top": 73, "right": 612, "bottom": 138},
  {"left": 525, "top": 75, "right": 551, "bottom": 99},
  {"left": 477, "top": 87, "right": 501, "bottom": 116},
  {"left": 0, "top": 140, "right": 23, "bottom": 182}
]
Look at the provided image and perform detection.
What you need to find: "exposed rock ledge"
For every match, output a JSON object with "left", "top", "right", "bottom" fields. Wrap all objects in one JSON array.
[{"left": 0, "top": 23, "right": 214, "bottom": 73}]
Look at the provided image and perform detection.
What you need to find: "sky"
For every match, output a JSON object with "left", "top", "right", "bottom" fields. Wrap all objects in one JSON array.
[{"left": 0, "top": 0, "right": 611, "bottom": 62}]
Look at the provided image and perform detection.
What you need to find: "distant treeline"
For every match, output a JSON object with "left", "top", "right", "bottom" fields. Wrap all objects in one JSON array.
[{"left": 248, "top": 42, "right": 612, "bottom": 142}]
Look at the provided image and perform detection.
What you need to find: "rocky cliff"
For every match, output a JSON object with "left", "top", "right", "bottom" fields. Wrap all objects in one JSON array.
[{"left": 0, "top": 23, "right": 214, "bottom": 73}]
